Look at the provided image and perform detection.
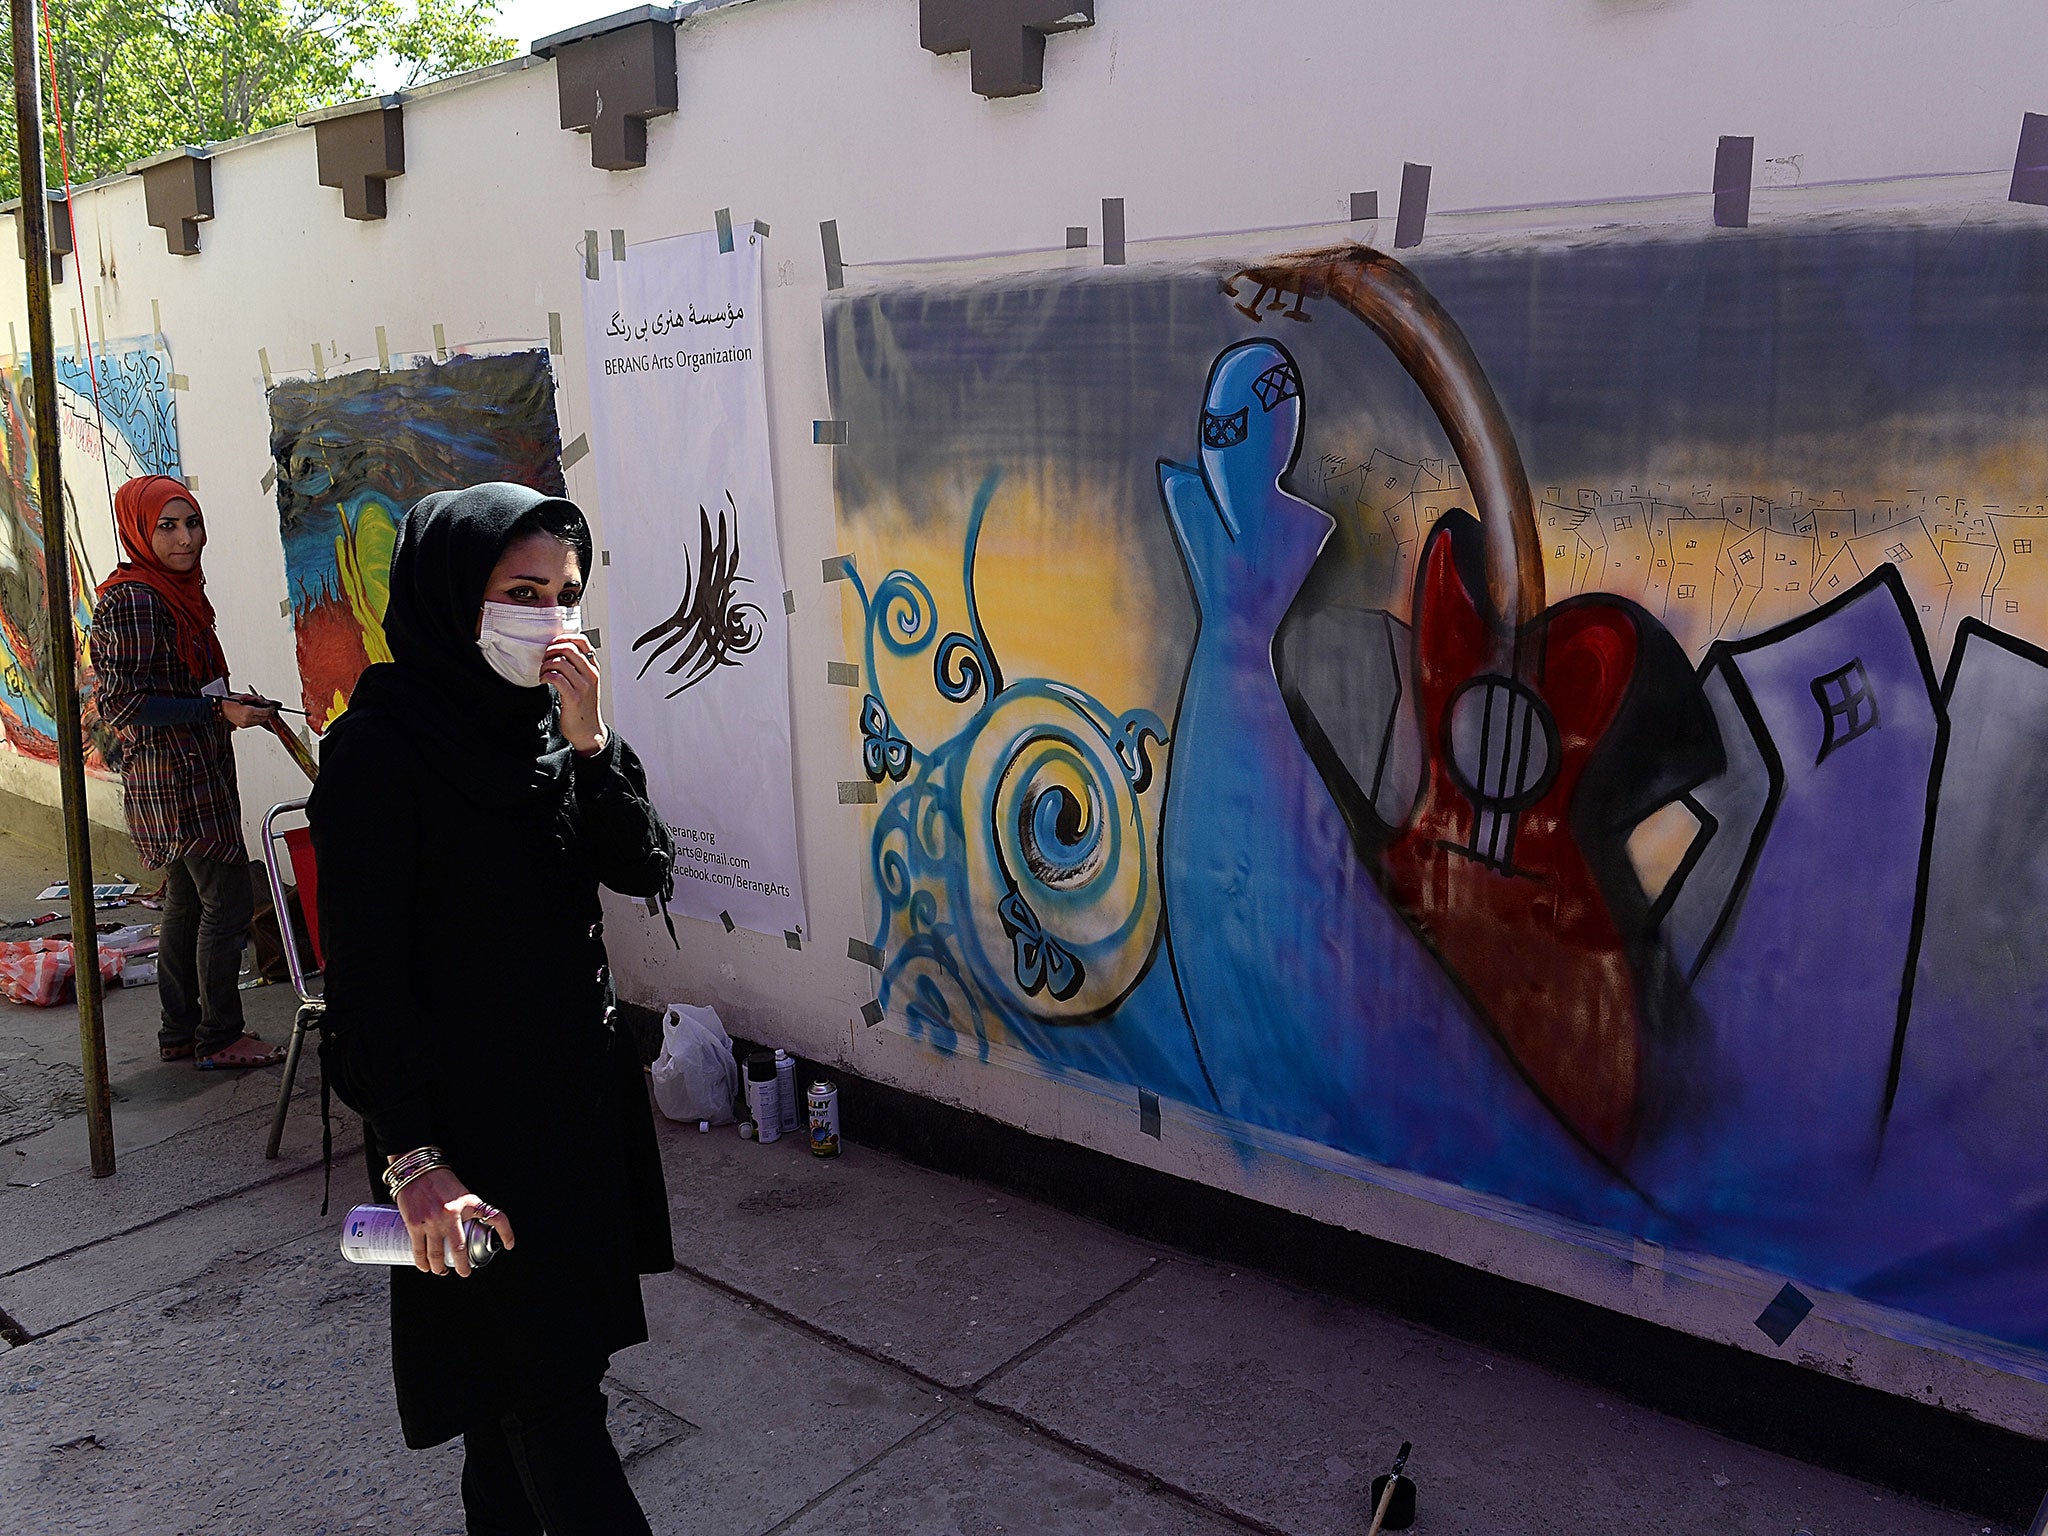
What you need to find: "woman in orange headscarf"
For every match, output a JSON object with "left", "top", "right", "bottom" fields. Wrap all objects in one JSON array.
[{"left": 91, "top": 476, "right": 285, "bottom": 1069}]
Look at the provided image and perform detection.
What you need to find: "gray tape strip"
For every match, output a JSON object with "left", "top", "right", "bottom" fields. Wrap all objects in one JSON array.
[
  {"left": 2013, "top": 113, "right": 2048, "bottom": 205},
  {"left": 258, "top": 346, "right": 272, "bottom": 388},
  {"left": 1066, "top": 225, "right": 1087, "bottom": 249},
  {"left": 715, "top": 208, "right": 734, "bottom": 253},
  {"left": 260, "top": 465, "right": 277, "bottom": 493},
  {"left": 784, "top": 929, "right": 802, "bottom": 950},
  {"left": 839, "top": 781, "right": 879, "bottom": 805},
  {"left": 782, "top": 589, "right": 795, "bottom": 615},
  {"left": 848, "top": 937, "right": 883, "bottom": 969},
  {"left": 279, "top": 598, "right": 291, "bottom": 618},
  {"left": 562, "top": 432, "right": 591, "bottom": 469},
  {"left": 820, "top": 219, "right": 845, "bottom": 290},
  {"left": 152, "top": 298, "right": 162, "bottom": 336},
  {"left": 375, "top": 325, "right": 390, "bottom": 372},
  {"left": 600, "top": 549, "right": 611, "bottom": 566},
  {"left": 167, "top": 373, "right": 189, "bottom": 391},
  {"left": 822, "top": 555, "right": 854, "bottom": 583},
  {"left": 826, "top": 661, "right": 861, "bottom": 687},
  {"left": 1102, "top": 197, "right": 1125, "bottom": 266},
  {"left": 584, "top": 230, "right": 600, "bottom": 281},
  {"left": 1138, "top": 1089, "right": 1161, "bottom": 1138},
  {"left": 548, "top": 311, "right": 563, "bottom": 355},
  {"left": 753, "top": 219, "right": 771, "bottom": 239},
  {"left": 184, "top": 474, "right": 199, "bottom": 496},
  {"left": 814, "top": 419, "right": 847, "bottom": 445},
  {"left": 861, "top": 999, "right": 884, "bottom": 1026},
  {"left": 311, "top": 343, "right": 324, "bottom": 379},
  {"left": 586, "top": 627, "right": 601, "bottom": 650},
  {"left": 433, "top": 323, "right": 448, "bottom": 361},
  {"left": 1351, "top": 190, "right": 1378, "bottom": 221},
  {"left": 1714, "top": 135, "right": 1755, "bottom": 228},
  {"left": 1394, "top": 162, "right": 1431, "bottom": 249},
  {"left": 611, "top": 228, "right": 627, "bottom": 262},
  {"left": 1753, "top": 1282, "right": 1813, "bottom": 1346},
  {"left": 720, "top": 910, "right": 735, "bottom": 932}
]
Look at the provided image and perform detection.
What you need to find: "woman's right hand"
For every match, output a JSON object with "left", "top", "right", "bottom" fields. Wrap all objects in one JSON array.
[
  {"left": 393, "top": 1165, "right": 517, "bottom": 1278},
  {"left": 220, "top": 698, "right": 280, "bottom": 730}
]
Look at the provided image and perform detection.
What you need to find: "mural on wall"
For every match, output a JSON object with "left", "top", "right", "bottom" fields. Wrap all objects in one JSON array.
[
  {"left": 269, "top": 352, "right": 567, "bottom": 730},
  {"left": 0, "top": 340, "right": 182, "bottom": 771},
  {"left": 825, "top": 215, "right": 2048, "bottom": 1365}
]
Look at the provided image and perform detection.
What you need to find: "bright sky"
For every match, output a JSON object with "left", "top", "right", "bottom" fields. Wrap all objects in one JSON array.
[
  {"left": 366, "top": 0, "right": 623, "bottom": 92},
  {"left": 494, "top": 0, "right": 622, "bottom": 52}
]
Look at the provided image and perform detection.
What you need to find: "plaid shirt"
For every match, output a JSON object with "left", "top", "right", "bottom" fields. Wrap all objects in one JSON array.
[{"left": 90, "top": 584, "right": 246, "bottom": 870}]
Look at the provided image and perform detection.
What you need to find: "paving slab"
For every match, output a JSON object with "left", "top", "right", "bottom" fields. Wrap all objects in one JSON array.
[
  {"left": 658, "top": 1124, "right": 1157, "bottom": 1388},
  {"left": 0, "top": 1227, "right": 466, "bottom": 1536},
  {"left": 608, "top": 1267, "right": 946, "bottom": 1535},
  {"left": 0, "top": 1160, "right": 344, "bottom": 1337},
  {"left": 981, "top": 1260, "right": 2002, "bottom": 1536},
  {"left": 780, "top": 1407, "right": 1252, "bottom": 1536},
  {"left": 0, "top": 1095, "right": 359, "bottom": 1276}
]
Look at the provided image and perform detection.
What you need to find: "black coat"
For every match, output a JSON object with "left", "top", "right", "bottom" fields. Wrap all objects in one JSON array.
[{"left": 309, "top": 708, "right": 676, "bottom": 1448}]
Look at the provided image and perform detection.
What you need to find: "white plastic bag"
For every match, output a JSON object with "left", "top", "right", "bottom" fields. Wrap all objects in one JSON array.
[{"left": 650, "top": 1003, "right": 740, "bottom": 1124}]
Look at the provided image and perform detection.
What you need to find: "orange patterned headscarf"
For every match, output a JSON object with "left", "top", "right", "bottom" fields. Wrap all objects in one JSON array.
[{"left": 97, "top": 475, "right": 227, "bottom": 684}]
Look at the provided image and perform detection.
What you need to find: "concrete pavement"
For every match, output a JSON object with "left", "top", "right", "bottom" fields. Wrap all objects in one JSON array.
[{"left": 0, "top": 827, "right": 2018, "bottom": 1534}]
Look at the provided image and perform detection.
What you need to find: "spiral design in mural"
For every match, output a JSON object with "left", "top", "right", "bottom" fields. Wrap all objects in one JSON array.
[
  {"left": 873, "top": 571, "right": 939, "bottom": 657},
  {"left": 957, "top": 685, "right": 1161, "bottom": 1020},
  {"left": 935, "top": 629, "right": 1000, "bottom": 704}
]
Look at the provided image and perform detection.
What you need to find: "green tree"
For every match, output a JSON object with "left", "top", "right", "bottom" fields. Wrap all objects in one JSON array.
[{"left": 0, "top": 0, "right": 515, "bottom": 199}]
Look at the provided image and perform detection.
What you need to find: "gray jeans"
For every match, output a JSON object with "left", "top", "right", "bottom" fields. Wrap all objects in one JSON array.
[{"left": 156, "top": 853, "right": 253, "bottom": 1058}]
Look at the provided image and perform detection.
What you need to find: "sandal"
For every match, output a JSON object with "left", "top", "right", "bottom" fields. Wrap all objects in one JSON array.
[
  {"left": 196, "top": 1033, "right": 287, "bottom": 1071},
  {"left": 159, "top": 1041, "right": 195, "bottom": 1062}
]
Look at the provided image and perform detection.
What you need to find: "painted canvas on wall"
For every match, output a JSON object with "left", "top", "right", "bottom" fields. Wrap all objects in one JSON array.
[
  {"left": 0, "top": 339, "right": 182, "bottom": 771},
  {"left": 825, "top": 213, "right": 2048, "bottom": 1369},
  {"left": 269, "top": 352, "right": 567, "bottom": 730}
]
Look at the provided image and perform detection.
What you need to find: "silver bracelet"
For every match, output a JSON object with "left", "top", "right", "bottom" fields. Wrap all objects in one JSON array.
[{"left": 383, "top": 1145, "right": 448, "bottom": 1197}]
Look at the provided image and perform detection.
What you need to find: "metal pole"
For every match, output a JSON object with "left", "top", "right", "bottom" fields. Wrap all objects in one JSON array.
[{"left": 11, "top": 0, "right": 113, "bottom": 1177}]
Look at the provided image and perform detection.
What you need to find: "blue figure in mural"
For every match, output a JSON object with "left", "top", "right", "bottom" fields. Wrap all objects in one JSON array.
[{"left": 1156, "top": 339, "right": 1623, "bottom": 1218}]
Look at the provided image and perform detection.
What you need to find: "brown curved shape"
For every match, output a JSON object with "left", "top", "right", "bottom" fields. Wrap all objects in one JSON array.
[{"left": 1233, "top": 245, "right": 1543, "bottom": 638}]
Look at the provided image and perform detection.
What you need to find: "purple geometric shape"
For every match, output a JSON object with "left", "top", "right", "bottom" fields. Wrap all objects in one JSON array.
[{"left": 1636, "top": 566, "right": 1940, "bottom": 1258}]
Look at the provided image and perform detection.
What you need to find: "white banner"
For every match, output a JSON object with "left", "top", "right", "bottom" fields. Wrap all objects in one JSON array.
[{"left": 580, "top": 227, "right": 805, "bottom": 937}]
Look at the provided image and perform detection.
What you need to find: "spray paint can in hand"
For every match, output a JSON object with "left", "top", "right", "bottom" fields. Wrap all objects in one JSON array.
[
  {"left": 774, "top": 1048, "right": 798, "bottom": 1135},
  {"left": 339, "top": 1204, "right": 500, "bottom": 1270},
  {"left": 807, "top": 1080, "right": 841, "bottom": 1158},
  {"left": 745, "top": 1051, "right": 781, "bottom": 1143}
]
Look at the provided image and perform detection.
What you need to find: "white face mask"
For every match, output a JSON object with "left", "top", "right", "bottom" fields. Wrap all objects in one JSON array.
[{"left": 476, "top": 602, "right": 581, "bottom": 689}]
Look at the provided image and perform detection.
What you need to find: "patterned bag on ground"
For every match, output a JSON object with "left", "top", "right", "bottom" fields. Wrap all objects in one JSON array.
[{"left": 0, "top": 939, "right": 124, "bottom": 1008}]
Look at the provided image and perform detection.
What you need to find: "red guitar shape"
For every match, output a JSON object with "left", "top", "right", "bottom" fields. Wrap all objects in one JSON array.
[{"left": 1229, "top": 248, "right": 1716, "bottom": 1164}]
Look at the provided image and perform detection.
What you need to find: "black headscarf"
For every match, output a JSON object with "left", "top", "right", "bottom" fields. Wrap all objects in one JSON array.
[{"left": 332, "top": 481, "right": 594, "bottom": 810}]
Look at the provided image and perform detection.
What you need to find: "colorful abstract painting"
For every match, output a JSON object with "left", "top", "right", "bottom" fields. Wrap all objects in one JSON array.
[
  {"left": 825, "top": 211, "right": 2048, "bottom": 1371},
  {"left": 268, "top": 352, "right": 567, "bottom": 730},
  {"left": 0, "top": 340, "right": 182, "bottom": 772}
]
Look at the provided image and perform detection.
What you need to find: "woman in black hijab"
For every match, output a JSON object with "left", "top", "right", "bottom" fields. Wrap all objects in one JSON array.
[{"left": 309, "top": 482, "right": 674, "bottom": 1535}]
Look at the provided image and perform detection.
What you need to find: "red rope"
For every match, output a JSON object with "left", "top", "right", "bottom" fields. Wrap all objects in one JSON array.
[{"left": 34, "top": 0, "right": 119, "bottom": 550}]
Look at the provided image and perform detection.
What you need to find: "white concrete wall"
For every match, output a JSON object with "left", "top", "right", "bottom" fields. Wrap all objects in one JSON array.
[{"left": 5, "top": 0, "right": 2047, "bottom": 1429}]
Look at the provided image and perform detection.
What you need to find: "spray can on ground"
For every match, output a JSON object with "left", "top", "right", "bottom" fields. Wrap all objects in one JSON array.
[
  {"left": 774, "top": 1048, "right": 798, "bottom": 1135},
  {"left": 340, "top": 1204, "right": 499, "bottom": 1269},
  {"left": 745, "top": 1052, "right": 781, "bottom": 1142},
  {"left": 808, "top": 1080, "right": 841, "bottom": 1158}
]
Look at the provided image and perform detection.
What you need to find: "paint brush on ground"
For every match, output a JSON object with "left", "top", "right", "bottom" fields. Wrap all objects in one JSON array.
[{"left": 1365, "top": 1441, "right": 1415, "bottom": 1535}]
